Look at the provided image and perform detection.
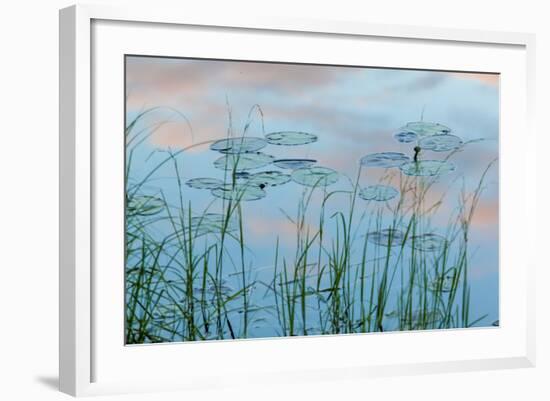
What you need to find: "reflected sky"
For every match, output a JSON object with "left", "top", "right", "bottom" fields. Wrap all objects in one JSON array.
[{"left": 125, "top": 55, "right": 499, "bottom": 332}]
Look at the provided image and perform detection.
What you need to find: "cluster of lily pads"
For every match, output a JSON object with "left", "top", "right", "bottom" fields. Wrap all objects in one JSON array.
[
  {"left": 182, "top": 131, "right": 343, "bottom": 237},
  {"left": 184, "top": 121, "right": 462, "bottom": 252},
  {"left": 126, "top": 112, "right": 486, "bottom": 341},
  {"left": 361, "top": 121, "right": 461, "bottom": 177},
  {"left": 354, "top": 122, "right": 461, "bottom": 203},
  {"left": 365, "top": 227, "right": 448, "bottom": 253},
  {"left": 360, "top": 120, "right": 463, "bottom": 253},
  {"left": 186, "top": 131, "right": 340, "bottom": 203}
]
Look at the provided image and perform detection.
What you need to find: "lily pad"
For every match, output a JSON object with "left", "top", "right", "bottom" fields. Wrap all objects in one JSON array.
[
  {"left": 186, "top": 177, "right": 224, "bottom": 190},
  {"left": 410, "top": 233, "right": 447, "bottom": 252},
  {"left": 399, "top": 160, "right": 455, "bottom": 177},
  {"left": 418, "top": 134, "right": 463, "bottom": 152},
  {"left": 394, "top": 131, "right": 418, "bottom": 143},
  {"left": 211, "top": 183, "right": 266, "bottom": 201},
  {"left": 360, "top": 152, "right": 410, "bottom": 168},
  {"left": 235, "top": 172, "right": 251, "bottom": 180},
  {"left": 210, "top": 137, "right": 267, "bottom": 154},
  {"left": 291, "top": 166, "right": 339, "bottom": 187},
  {"left": 127, "top": 195, "right": 164, "bottom": 216},
  {"left": 359, "top": 185, "right": 399, "bottom": 201},
  {"left": 213, "top": 152, "right": 274, "bottom": 172},
  {"left": 367, "top": 228, "right": 406, "bottom": 247},
  {"left": 247, "top": 171, "right": 291, "bottom": 187},
  {"left": 400, "top": 121, "right": 451, "bottom": 137},
  {"left": 265, "top": 131, "right": 318, "bottom": 146},
  {"left": 273, "top": 158, "right": 317, "bottom": 170}
]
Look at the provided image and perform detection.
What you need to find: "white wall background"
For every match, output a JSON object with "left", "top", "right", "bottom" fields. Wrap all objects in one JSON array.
[{"left": 0, "top": 0, "right": 547, "bottom": 399}]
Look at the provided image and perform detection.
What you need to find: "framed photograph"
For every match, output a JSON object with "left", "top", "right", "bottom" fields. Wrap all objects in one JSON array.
[{"left": 59, "top": 4, "right": 536, "bottom": 396}]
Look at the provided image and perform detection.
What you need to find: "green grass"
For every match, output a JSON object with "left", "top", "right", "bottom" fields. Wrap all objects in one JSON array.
[{"left": 124, "top": 107, "right": 495, "bottom": 344}]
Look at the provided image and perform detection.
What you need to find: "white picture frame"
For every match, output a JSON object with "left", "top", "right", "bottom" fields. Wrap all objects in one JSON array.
[{"left": 59, "top": 4, "right": 536, "bottom": 397}]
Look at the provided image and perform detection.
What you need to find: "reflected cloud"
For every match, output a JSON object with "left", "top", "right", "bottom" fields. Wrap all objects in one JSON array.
[
  {"left": 125, "top": 55, "right": 501, "bottom": 338},
  {"left": 451, "top": 72, "right": 499, "bottom": 87},
  {"left": 126, "top": 56, "right": 362, "bottom": 111},
  {"left": 148, "top": 120, "right": 194, "bottom": 150},
  {"left": 246, "top": 216, "right": 296, "bottom": 237},
  {"left": 126, "top": 55, "right": 499, "bottom": 277}
]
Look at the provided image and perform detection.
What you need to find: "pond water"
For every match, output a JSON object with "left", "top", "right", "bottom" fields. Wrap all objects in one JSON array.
[{"left": 124, "top": 56, "right": 500, "bottom": 343}]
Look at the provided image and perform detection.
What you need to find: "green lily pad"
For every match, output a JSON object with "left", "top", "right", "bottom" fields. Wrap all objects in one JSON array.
[
  {"left": 399, "top": 160, "right": 455, "bottom": 177},
  {"left": 367, "top": 228, "right": 406, "bottom": 247},
  {"left": 418, "top": 134, "right": 463, "bottom": 152},
  {"left": 273, "top": 158, "right": 317, "bottom": 170},
  {"left": 359, "top": 185, "right": 399, "bottom": 201},
  {"left": 127, "top": 195, "right": 165, "bottom": 216},
  {"left": 360, "top": 152, "right": 410, "bottom": 168},
  {"left": 394, "top": 130, "right": 418, "bottom": 143},
  {"left": 234, "top": 172, "right": 251, "bottom": 180},
  {"left": 400, "top": 121, "right": 451, "bottom": 137},
  {"left": 265, "top": 131, "right": 318, "bottom": 146},
  {"left": 409, "top": 233, "right": 448, "bottom": 252},
  {"left": 213, "top": 152, "right": 274, "bottom": 172},
  {"left": 210, "top": 137, "right": 267, "bottom": 154},
  {"left": 186, "top": 177, "right": 224, "bottom": 190},
  {"left": 211, "top": 184, "right": 267, "bottom": 201},
  {"left": 291, "top": 166, "right": 339, "bottom": 187},
  {"left": 247, "top": 171, "right": 291, "bottom": 187}
]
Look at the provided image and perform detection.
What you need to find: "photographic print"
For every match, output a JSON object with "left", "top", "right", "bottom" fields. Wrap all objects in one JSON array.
[{"left": 124, "top": 56, "right": 499, "bottom": 344}]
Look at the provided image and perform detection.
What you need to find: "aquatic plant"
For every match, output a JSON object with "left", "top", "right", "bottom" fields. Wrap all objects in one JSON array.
[
  {"left": 210, "top": 136, "right": 267, "bottom": 153},
  {"left": 186, "top": 177, "right": 224, "bottom": 189},
  {"left": 213, "top": 151, "right": 275, "bottom": 171},
  {"left": 399, "top": 121, "right": 451, "bottom": 137},
  {"left": 394, "top": 130, "right": 418, "bottom": 143},
  {"left": 360, "top": 152, "right": 410, "bottom": 168},
  {"left": 291, "top": 166, "right": 339, "bottom": 187},
  {"left": 359, "top": 185, "right": 399, "bottom": 201},
  {"left": 273, "top": 158, "right": 317, "bottom": 170},
  {"left": 124, "top": 106, "right": 496, "bottom": 343},
  {"left": 400, "top": 160, "right": 456, "bottom": 177},
  {"left": 265, "top": 131, "right": 318, "bottom": 146}
]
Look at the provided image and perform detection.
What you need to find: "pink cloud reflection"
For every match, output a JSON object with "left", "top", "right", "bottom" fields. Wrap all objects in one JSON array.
[{"left": 451, "top": 72, "right": 499, "bottom": 87}]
